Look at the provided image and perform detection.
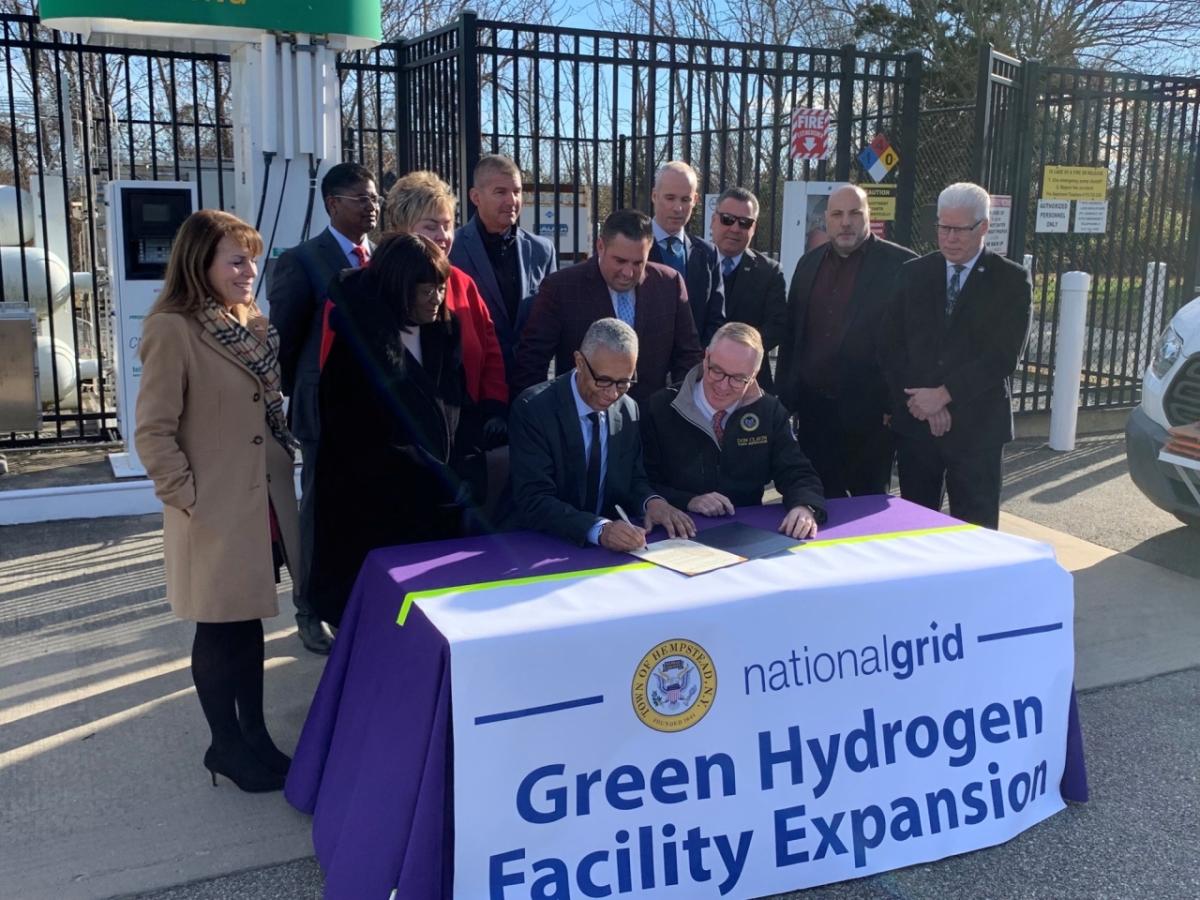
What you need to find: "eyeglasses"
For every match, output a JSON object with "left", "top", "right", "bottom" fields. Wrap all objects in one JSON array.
[
  {"left": 332, "top": 194, "right": 382, "bottom": 208},
  {"left": 414, "top": 284, "right": 447, "bottom": 301},
  {"left": 581, "top": 354, "right": 637, "bottom": 392},
  {"left": 936, "top": 220, "right": 983, "bottom": 235},
  {"left": 705, "top": 362, "right": 753, "bottom": 388},
  {"left": 717, "top": 212, "right": 756, "bottom": 230}
]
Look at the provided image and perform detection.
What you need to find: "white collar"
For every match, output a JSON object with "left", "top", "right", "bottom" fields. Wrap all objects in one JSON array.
[
  {"left": 946, "top": 247, "right": 984, "bottom": 277},
  {"left": 651, "top": 220, "right": 686, "bottom": 245}
]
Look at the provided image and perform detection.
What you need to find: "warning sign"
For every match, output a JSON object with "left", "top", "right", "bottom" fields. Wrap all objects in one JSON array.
[
  {"left": 858, "top": 133, "right": 899, "bottom": 183},
  {"left": 985, "top": 195, "right": 1011, "bottom": 255},
  {"left": 1042, "top": 166, "right": 1108, "bottom": 201},
  {"left": 862, "top": 184, "right": 896, "bottom": 221},
  {"left": 790, "top": 107, "right": 831, "bottom": 160},
  {"left": 1035, "top": 199, "right": 1070, "bottom": 233}
]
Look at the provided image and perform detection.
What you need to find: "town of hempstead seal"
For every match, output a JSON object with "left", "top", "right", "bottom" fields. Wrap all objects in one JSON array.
[{"left": 631, "top": 638, "right": 717, "bottom": 732}]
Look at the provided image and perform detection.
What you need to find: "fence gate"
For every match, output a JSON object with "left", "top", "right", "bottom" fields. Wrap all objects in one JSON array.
[{"left": 975, "top": 44, "right": 1200, "bottom": 413}]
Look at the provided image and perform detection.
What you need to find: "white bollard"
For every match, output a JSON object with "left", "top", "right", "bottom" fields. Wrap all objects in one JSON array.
[{"left": 1049, "top": 271, "right": 1091, "bottom": 451}]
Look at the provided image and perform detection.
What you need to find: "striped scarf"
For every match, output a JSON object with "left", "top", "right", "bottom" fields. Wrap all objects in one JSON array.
[{"left": 196, "top": 297, "right": 296, "bottom": 459}]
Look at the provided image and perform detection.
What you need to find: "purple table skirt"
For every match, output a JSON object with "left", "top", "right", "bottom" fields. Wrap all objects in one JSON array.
[{"left": 285, "top": 496, "right": 1088, "bottom": 899}]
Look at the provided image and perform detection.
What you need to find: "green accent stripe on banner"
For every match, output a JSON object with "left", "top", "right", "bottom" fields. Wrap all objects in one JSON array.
[
  {"left": 395, "top": 524, "right": 979, "bottom": 625},
  {"left": 791, "top": 523, "right": 979, "bottom": 551},
  {"left": 396, "top": 562, "right": 654, "bottom": 626}
]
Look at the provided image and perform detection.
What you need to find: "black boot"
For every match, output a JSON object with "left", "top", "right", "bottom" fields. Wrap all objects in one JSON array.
[
  {"left": 193, "top": 622, "right": 285, "bottom": 792},
  {"left": 234, "top": 620, "right": 292, "bottom": 776}
]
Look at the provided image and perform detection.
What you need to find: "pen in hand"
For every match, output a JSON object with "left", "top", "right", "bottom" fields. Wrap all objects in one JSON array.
[{"left": 613, "top": 504, "right": 648, "bottom": 549}]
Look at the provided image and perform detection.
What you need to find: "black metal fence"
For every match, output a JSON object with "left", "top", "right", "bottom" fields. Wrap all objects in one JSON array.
[
  {"left": 5, "top": 13, "right": 1200, "bottom": 447},
  {"left": 0, "top": 12, "right": 233, "bottom": 446},
  {"left": 340, "top": 14, "right": 923, "bottom": 262},
  {"left": 974, "top": 44, "right": 1200, "bottom": 412}
]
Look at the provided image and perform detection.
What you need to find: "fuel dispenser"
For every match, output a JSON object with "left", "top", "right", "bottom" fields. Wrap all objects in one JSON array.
[{"left": 106, "top": 181, "right": 196, "bottom": 477}]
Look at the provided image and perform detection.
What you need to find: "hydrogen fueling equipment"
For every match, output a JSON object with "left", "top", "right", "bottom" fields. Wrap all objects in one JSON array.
[
  {"left": 104, "top": 182, "right": 196, "bottom": 476},
  {"left": 25, "top": 0, "right": 381, "bottom": 471}
]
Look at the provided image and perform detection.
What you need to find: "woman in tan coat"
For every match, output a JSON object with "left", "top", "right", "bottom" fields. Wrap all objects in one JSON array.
[{"left": 136, "top": 209, "right": 301, "bottom": 794}]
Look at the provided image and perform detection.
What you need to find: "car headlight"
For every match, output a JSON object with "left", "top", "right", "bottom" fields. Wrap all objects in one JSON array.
[{"left": 1152, "top": 326, "right": 1183, "bottom": 378}]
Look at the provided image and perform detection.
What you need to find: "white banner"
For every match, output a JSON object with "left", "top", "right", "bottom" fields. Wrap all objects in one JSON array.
[{"left": 425, "top": 528, "right": 1074, "bottom": 899}]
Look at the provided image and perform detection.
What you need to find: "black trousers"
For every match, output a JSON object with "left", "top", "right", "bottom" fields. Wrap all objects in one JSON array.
[
  {"left": 895, "top": 433, "right": 1004, "bottom": 529},
  {"left": 793, "top": 392, "right": 894, "bottom": 499}
]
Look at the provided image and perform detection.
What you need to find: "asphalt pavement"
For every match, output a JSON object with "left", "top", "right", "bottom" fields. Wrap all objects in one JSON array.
[{"left": 2, "top": 433, "right": 1198, "bottom": 900}]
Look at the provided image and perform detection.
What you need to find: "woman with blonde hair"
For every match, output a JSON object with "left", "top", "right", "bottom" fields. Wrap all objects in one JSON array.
[{"left": 136, "top": 209, "right": 300, "bottom": 793}]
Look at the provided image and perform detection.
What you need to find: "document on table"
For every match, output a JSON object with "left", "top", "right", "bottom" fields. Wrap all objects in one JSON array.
[{"left": 628, "top": 538, "right": 746, "bottom": 576}]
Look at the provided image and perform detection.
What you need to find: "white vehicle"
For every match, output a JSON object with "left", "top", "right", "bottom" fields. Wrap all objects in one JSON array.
[{"left": 1125, "top": 295, "right": 1200, "bottom": 527}]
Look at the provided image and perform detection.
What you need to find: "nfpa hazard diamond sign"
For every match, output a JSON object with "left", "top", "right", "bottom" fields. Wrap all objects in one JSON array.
[
  {"left": 857, "top": 133, "right": 899, "bottom": 182},
  {"left": 790, "top": 107, "right": 830, "bottom": 160}
]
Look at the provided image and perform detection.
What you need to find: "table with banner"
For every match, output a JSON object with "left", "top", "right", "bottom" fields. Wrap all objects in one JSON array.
[{"left": 285, "top": 496, "right": 1088, "bottom": 900}]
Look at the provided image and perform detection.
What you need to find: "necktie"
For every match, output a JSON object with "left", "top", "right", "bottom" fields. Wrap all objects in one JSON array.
[
  {"left": 945, "top": 264, "right": 966, "bottom": 317},
  {"left": 352, "top": 244, "right": 370, "bottom": 268},
  {"left": 721, "top": 256, "right": 736, "bottom": 278},
  {"left": 615, "top": 291, "right": 635, "bottom": 326},
  {"left": 584, "top": 412, "right": 602, "bottom": 515},
  {"left": 664, "top": 236, "right": 686, "bottom": 276},
  {"left": 712, "top": 409, "right": 726, "bottom": 445}
]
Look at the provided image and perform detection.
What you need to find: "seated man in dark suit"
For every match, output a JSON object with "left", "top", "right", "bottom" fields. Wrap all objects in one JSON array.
[
  {"left": 512, "top": 209, "right": 703, "bottom": 405},
  {"left": 647, "top": 161, "right": 726, "bottom": 343},
  {"left": 448, "top": 154, "right": 557, "bottom": 387},
  {"left": 509, "top": 318, "right": 695, "bottom": 550},
  {"left": 882, "top": 182, "right": 1033, "bottom": 529},
  {"left": 642, "top": 322, "right": 826, "bottom": 539},
  {"left": 709, "top": 186, "right": 788, "bottom": 393}
]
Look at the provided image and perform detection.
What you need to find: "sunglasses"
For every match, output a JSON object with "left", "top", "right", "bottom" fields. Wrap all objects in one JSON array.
[{"left": 716, "top": 212, "right": 756, "bottom": 230}]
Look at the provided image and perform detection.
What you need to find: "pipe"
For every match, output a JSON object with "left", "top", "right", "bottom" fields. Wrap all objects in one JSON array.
[
  {"left": 260, "top": 32, "right": 278, "bottom": 155},
  {"left": 280, "top": 37, "right": 295, "bottom": 161},
  {"left": 295, "top": 33, "right": 314, "bottom": 157}
]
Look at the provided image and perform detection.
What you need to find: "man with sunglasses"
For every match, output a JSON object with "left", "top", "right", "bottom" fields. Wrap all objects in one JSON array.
[
  {"left": 268, "top": 162, "right": 378, "bottom": 655},
  {"left": 881, "top": 182, "right": 1033, "bottom": 529},
  {"left": 709, "top": 187, "right": 788, "bottom": 393},
  {"left": 776, "top": 183, "right": 916, "bottom": 500},
  {"left": 509, "top": 318, "right": 695, "bottom": 549},
  {"left": 641, "top": 322, "right": 826, "bottom": 539}
]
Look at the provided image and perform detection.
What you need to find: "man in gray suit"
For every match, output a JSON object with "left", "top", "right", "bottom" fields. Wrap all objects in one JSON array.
[
  {"left": 449, "top": 154, "right": 557, "bottom": 387},
  {"left": 508, "top": 318, "right": 695, "bottom": 549},
  {"left": 709, "top": 186, "right": 788, "bottom": 393},
  {"left": 267, "top": 162, "right": 377, "bottom": 654}
]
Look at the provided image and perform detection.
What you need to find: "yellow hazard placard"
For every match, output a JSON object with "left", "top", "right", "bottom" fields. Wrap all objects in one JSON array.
[
  {"left": 1042, "top": 166, "right": 1108, "bottom": 201},
  {"left": 862, "top": 184, "right": 896, "bottom": 221},
  {"left": 880, "top": 147, "right": 899, "bottom": 170}
]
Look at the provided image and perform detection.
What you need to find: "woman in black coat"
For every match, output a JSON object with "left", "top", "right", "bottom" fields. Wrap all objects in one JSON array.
[{"left": 309, "top": 232, "right": 469, "bottom": 626}]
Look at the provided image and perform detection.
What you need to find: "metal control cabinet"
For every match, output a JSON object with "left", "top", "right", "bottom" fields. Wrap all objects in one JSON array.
[{"left": 0, "top": 302, "right": 40, "bottom": 434}]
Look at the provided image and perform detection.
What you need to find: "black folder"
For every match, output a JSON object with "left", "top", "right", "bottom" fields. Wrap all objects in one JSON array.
[{"left": 692, "top": 521, "right": 802, "bottom": 560}]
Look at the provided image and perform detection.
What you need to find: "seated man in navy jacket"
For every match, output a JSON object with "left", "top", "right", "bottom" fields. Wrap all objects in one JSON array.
[
  {"left": 641, "top": 322, "right": 826, "bottom": 539},
  {"left": 508, "top": 318, "right": 695, "bottom": 550}
]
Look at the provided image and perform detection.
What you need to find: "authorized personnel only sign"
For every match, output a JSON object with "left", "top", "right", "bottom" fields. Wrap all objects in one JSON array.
[{"left": 427, "top": 527, "right": 1076, "bottom": 899}]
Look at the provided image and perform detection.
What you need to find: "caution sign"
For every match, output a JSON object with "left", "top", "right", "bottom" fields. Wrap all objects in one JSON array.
[
  {"left": 1042, "top": 166, "right": 1107, "bottom": 201},
  {"left": 790, "top": 108, "right": 831, "bottom": 160},
  {"left": 858, "top": 133, "right": 899, "bottom": 183},
  {"left": 862, "top": 184, "right": 896, "bottom": 221}
]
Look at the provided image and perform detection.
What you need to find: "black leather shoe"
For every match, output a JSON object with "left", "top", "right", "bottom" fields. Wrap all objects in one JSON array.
[{"left": 296, "top": 615, "right": 333, "bottom": 655}]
